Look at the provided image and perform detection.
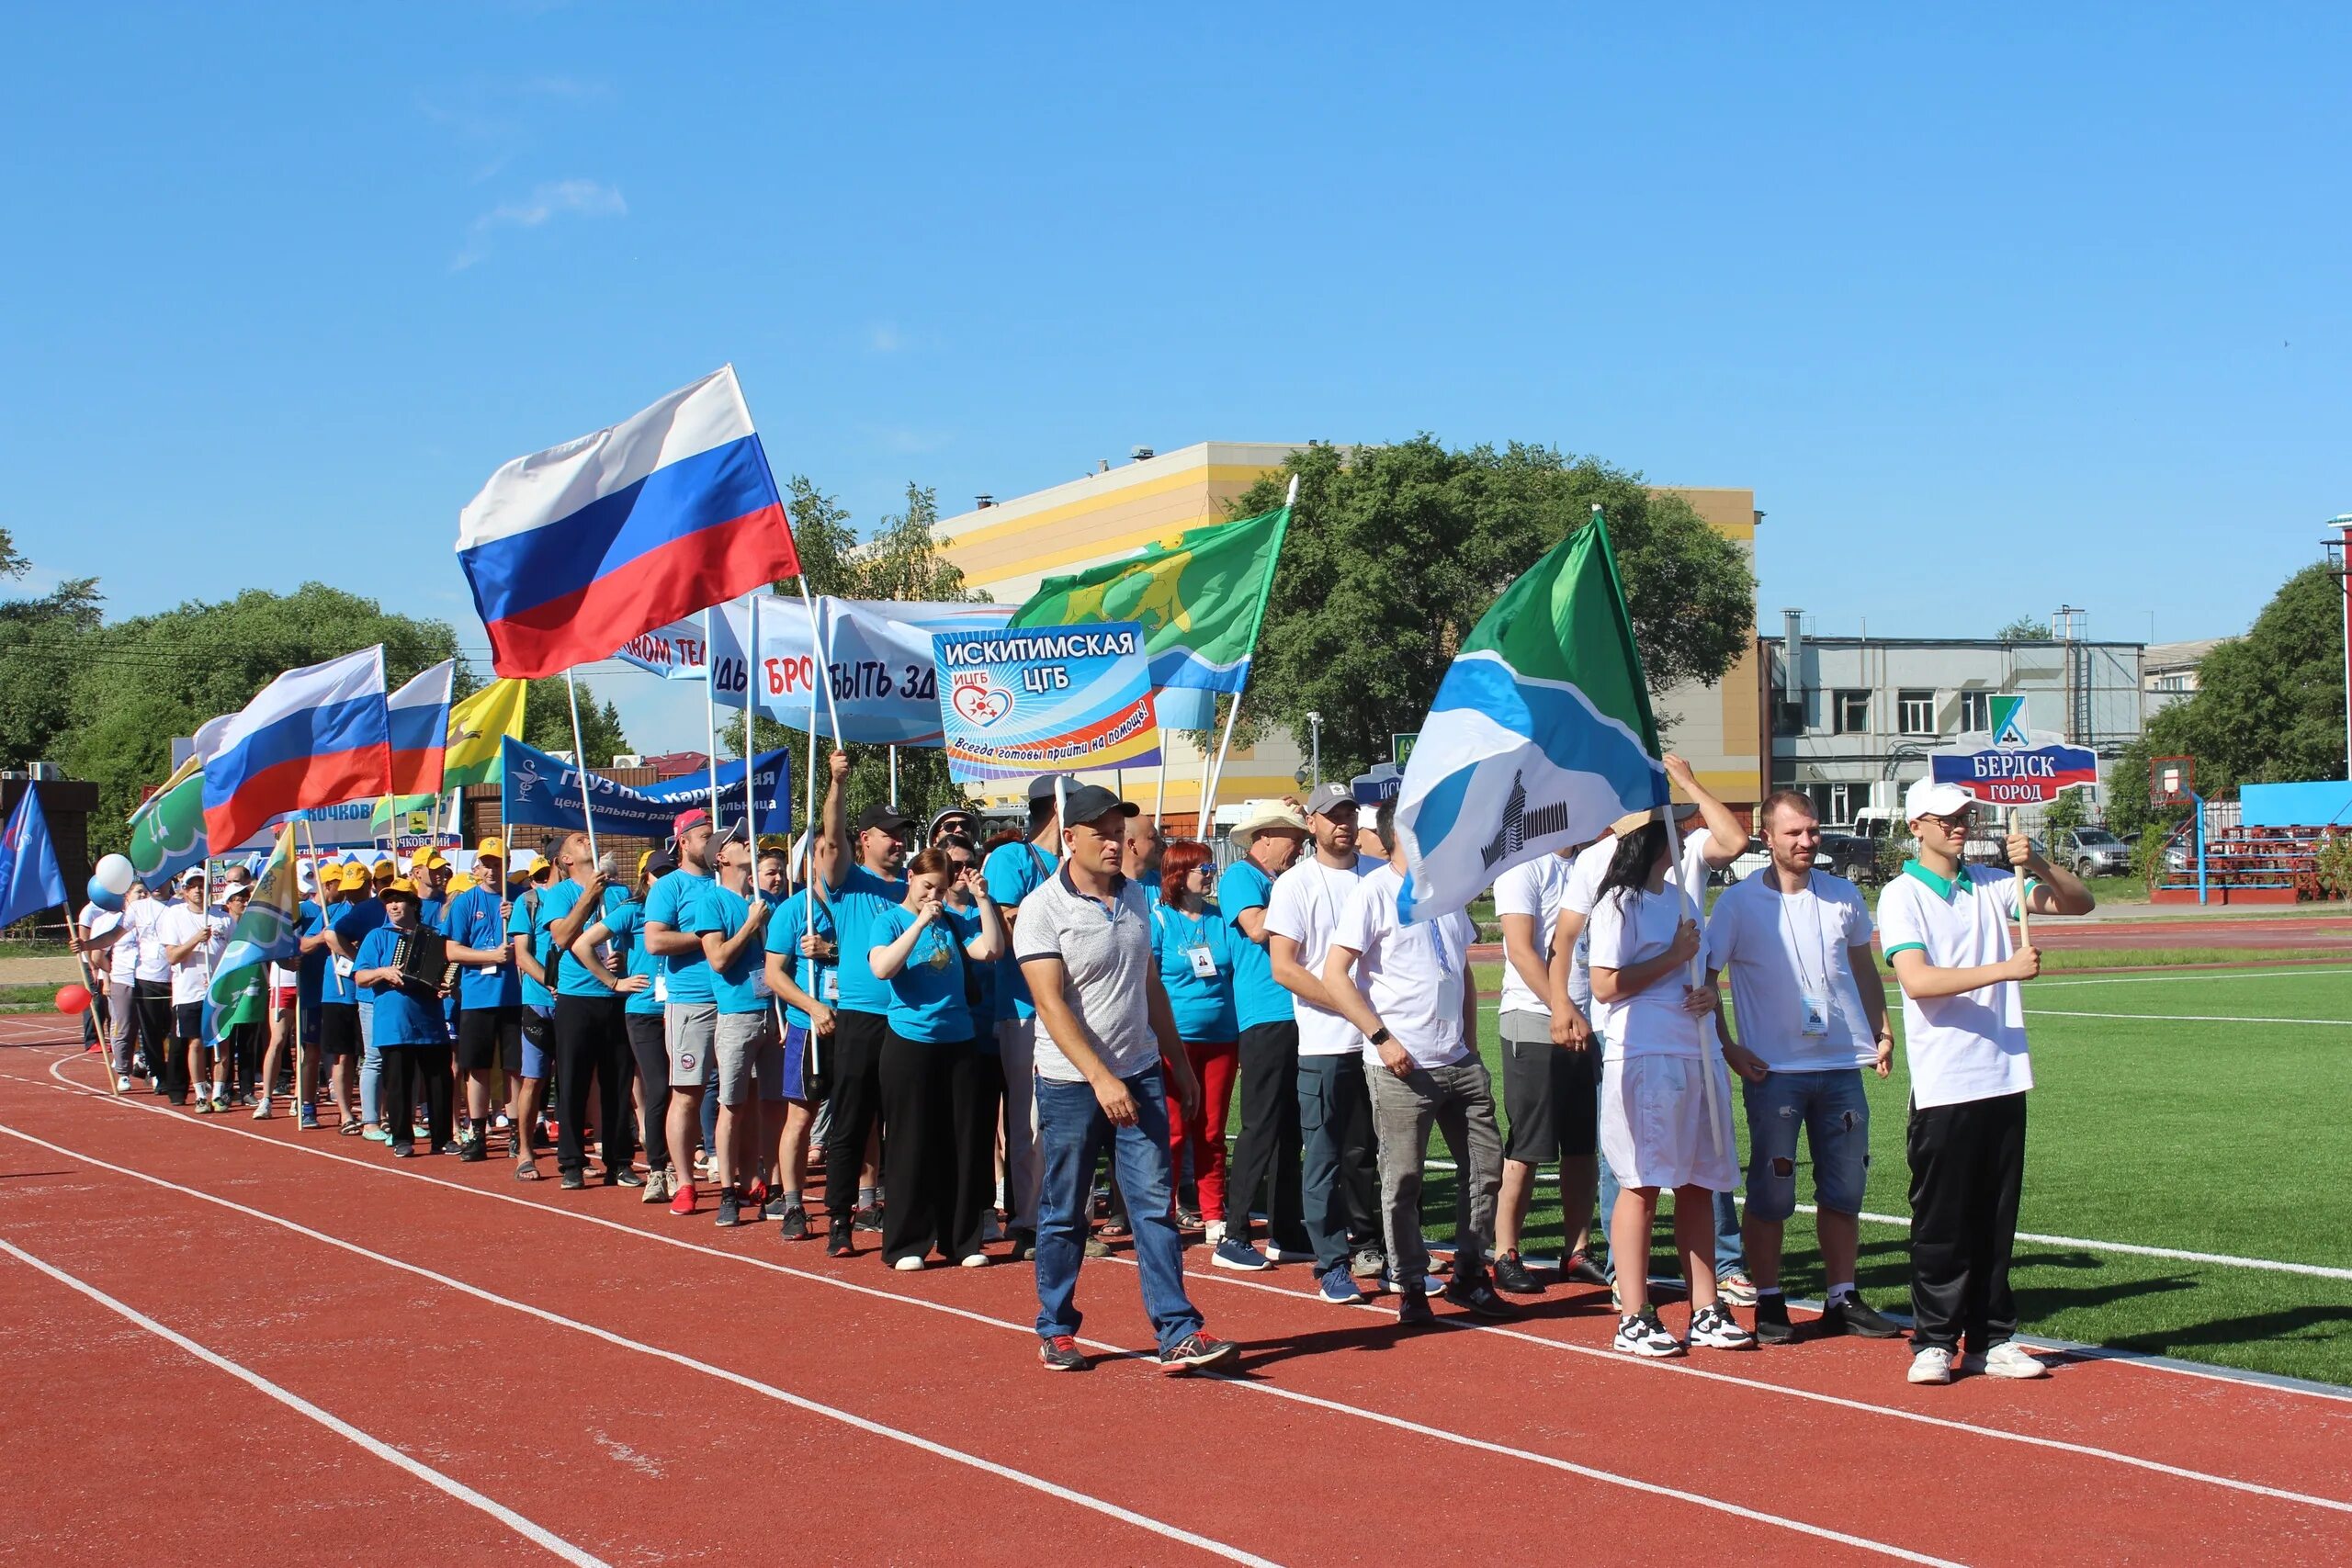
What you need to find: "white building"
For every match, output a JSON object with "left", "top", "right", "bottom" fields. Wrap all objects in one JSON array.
[
  {"left": 2143, "top": 637, "right": 2223, "bottom": 716},
  {"left": 1765, "top": 615, "right": 2145, "bottom": 824}
]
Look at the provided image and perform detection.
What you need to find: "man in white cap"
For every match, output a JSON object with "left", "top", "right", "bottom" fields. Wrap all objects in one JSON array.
[
  {"left": 1213, "top": 798, "right": 1314, "bottom": 1268},
  {"left": 1881, "top": 776, "right": 2091, "bottom": 1385}
]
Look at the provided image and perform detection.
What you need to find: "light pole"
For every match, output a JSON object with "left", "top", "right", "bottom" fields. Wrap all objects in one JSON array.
[
  {"left": 2327, "top": 516, "right": 2352, "bottom": 783},
  {"left": 1306, "top": 711, "right": 1323, "bottom": 791}
]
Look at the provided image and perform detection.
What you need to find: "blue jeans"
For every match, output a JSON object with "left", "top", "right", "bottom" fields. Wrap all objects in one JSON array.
[
  {"left": 1742, "top": 1069, "right": 1871, "bottom": 1221},
  {"left": 1592, "top": 1037, "right": 1745, "bottom": 1280},
  {"left": 1295, "top": 1055, "right": 1362, "bottom": 1272},
  {"left": 1034, "top": 1067, "right": 1203, "bottom": 1354}
]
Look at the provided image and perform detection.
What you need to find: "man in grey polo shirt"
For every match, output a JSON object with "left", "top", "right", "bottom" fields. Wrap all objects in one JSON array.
[{"left": 1019, "top": 782, "right": 1238, "bottom": 1377}]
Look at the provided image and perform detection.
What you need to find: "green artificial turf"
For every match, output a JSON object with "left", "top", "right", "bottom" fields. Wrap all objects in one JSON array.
[{"left": 1406, "top": 964, "right": 2352, "bottom": 1386}]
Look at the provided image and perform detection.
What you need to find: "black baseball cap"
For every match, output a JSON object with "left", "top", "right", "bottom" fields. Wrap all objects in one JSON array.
[
  {"left": 854, "top": 803, "right": 917, "bottom": 837},
  {"left": 1059, "top": 783, "right": 1138, "bottom": 829},
  {"left": 1027, "top": 773, "right": 1083, "bottom": 803}
]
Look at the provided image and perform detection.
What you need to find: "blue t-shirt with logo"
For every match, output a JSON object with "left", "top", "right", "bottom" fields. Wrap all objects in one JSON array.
[
  {"left": 871, "top": 902, "right": 979, "bottom": 1044},
  {"left": 1219, "top": 859, "right": 1293, "bottom": 1030},
  {"left": 356, "top": 924, "right": 445, "bottom": 1045},
  {"left": 831, "top": 865, "right": 910, "bottom": 1015},
  {"left": 763, "top": 892, "right": 837, "bottom": 1031},
  {"left": 537, "top": 880, "right": 631, "bottom": 999},
  {"left": 439, "top": 886, "right": 521, "bottom": 1010},
  {"left": 605, "top": 897, "right": 663, "bottom": 1016},
  {"left": 1152, "top": 899, "right": 1239, "bottom": 1041},
  {"left": 325, "top": 898, "right": 387, "bottom": 1007},
  {"left": 504, "top": 890, "right": 552, "bottom": 1010},
  {"left": 692, "top": 881, "right": 766, "bottom": 1014},
  {"left": 294, "top": 899, "right": 327, "bottom": 1007},
  {"left": 983, "top": 840, "right": 1057, "bottom": 1021},
  {"left": 642, "top": 867, "right": 715, "bottom": 1006}
]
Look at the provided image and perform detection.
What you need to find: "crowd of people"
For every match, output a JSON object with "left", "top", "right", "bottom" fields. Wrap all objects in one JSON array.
[{"left": 68, "top": 758, "right": 2091, "bottom": 1384}]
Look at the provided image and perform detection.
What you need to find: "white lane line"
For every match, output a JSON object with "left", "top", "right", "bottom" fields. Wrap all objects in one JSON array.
[
  {"left": 18, "top": 1066, "right": 2352, "bottom": 1525},
  {"left": 0, "top": 1116, "right": 1280, "bottom": 1568},
  {"left": 0, "top": 1235, "right": 612, "bottom": 1568},
  {"left": 2036, "top": 967, "right": 2352, "bottom": 987},
  {"left": 2025, "top": 1008, "right": 2352, "bottom": 1025},
  {"left": 4, "top": 1072, "right": 1963, "bottom": 1562}
]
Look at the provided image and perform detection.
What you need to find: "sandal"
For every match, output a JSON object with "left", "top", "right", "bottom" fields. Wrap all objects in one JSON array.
[
  {"left": 514, "top": 1162, "right": 543, "bottom": 1182},
  {"left": 339, "top": 1119, "right": 364, "bottom": 1136}
]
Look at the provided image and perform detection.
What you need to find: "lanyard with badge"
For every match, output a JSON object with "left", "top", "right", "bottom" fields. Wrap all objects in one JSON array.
[
  {"left": 1777, "top": 883, "right": 1832, "bottom": 1037},
  {"left": 1160, "top": 905, "right": 1219, "bottom": 979}
]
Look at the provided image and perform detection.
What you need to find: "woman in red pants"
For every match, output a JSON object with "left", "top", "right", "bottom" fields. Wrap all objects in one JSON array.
[{"left": 1151, "top": 840, "right": 1240, "bottom": 1241}]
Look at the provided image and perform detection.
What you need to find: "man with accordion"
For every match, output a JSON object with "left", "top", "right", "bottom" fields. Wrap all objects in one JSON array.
[{"left": 354, "top": 877, "right": 456, "bottom": 1157}]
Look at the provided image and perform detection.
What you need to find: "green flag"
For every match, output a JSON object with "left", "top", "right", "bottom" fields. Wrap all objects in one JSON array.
[
  {"left": 209, "top": 825, "right": 301, "bottom": 1012},
  {"left": 127, "top": 771, "right": 207, "bottom": 889},
  {"left": 371, "top": 794, "right": 440, "bottom": 832},
  {"left": 1009, "top": 505, "right": 1289, "bottom": 714}
]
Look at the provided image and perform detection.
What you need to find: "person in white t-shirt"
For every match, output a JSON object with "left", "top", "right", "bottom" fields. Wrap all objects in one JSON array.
[
  {"left": 1587, "top": 807, "right": 1755, "bottom": 1359},
  {"left": 1263, "top": 784, "right": 1385, "bottom": 1289},
  {"left": 1704, "top": 790, "right": 1903, "bottom": 1347},
  {"left": 76, "top": 888, "right": 138, "bottom": 1089},
  {"left": 1879, "top": 778, "right": 2092, "bottom": 1387},
  {"left": 1549, "top": 755, "right": 1753, "bottom": 1305},
  {"left": 125, "top": 877, "right": 176, "bottom": 1095},
  {"left": 1324, "top": 796, "right": 1513, "bottom": 1324},
  {"left": 1489, "top": 843, "right": 1606, "bottom": 1296},
  {"left": 154, "top": 869, "right": 228, "bottom": 1111}
]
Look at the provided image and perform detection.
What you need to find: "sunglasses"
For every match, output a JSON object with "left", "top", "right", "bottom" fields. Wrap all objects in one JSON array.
[{"left": 1921, "top": 808, "right": 1974, "bottom": 830}]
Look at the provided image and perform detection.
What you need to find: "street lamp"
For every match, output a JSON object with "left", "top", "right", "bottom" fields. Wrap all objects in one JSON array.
[
  {"left": 1306, "top": 712, "right": 1323, "bottom": 790},
  {"left": 2325, "top": 515, "right": 2352, "bottom": 783}
]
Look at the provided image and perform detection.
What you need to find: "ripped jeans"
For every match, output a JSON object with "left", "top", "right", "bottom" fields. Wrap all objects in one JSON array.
[{"left": 1741, "top": 1069, "right": 1871, "bottom": 1222}]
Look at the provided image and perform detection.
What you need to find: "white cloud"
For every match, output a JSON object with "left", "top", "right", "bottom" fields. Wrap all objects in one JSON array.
[{"left": 452, "top": 179, "right": 628, "bottom": 270}]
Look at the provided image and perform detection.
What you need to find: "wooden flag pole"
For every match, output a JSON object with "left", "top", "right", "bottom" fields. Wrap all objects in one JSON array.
[
  {"left": 563, "top": 670, "right": 599, "bottom": 863},
  {"left": 1660, "top": 797, "right": 1730, "bottom": 1167}
]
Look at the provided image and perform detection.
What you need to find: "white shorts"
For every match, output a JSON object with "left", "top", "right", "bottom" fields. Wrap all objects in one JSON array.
[{"left": 1600, "top": 1053, "right": 1738, "bottom": 1193}]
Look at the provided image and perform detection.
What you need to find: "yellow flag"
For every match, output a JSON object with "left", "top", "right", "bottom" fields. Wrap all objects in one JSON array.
[{"left": 443, "top": 679, "right": 527, "bottom": 787}]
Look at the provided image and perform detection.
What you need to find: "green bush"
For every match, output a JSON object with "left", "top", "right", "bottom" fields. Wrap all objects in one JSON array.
[{"left": 2315, "top": 833, "right": 2352, "bottom": 899}]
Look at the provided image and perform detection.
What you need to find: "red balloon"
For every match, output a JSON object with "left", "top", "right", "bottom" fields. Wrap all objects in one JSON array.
[{"left": 54, "top": 984, "right": 91, "bottom": 1016}]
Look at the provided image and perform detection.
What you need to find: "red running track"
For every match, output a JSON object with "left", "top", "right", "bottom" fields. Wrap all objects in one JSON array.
[{"left": 2, "top": 1043, "right": 2349, "bottom": 1566}]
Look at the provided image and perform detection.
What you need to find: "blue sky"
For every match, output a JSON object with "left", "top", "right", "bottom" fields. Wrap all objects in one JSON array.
[{"left": 6, "top": 5, "right": 2347, "bottom": 751}]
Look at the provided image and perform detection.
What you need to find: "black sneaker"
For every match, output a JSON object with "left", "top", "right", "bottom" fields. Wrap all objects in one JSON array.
[
  {"left": 716, "top": 1189, "right": 742, "bottom": 1228},
  {"left": 430, "top": 1141, "right": 461, "bottom": 1156},
  {"left": 762, "top": 1192, "right": 792, "bottom": 1221},
  {"left": 1563, "top": 1251, "right": 1610, "bottom": 1288},
  {"left": 1038, "top": 1335, "right": 1088, "bottom": 1371},
  {"left": 1442, "top": 1272, "right": 1519, "bottom": 1318},
  {"left": 1491, "top": 1249, "right": 1542, "bottom": 1294},
  {"left": 1006, "top": 1227, "right": 1036, "bottom": 1262},
  {"left": 1396, "top": 1288, "right": 1435, "bottom": 1326},
  {"left": 774, "top": 1202, "right": 810, "bottom": 1241},
  {"left": 458, "top": 1137, "right": 489, "bottom": 1164},
  {"left": 1822, "top": 1293, "right": 1904, "bottom": 1339},
  {"left": 1157, "top": 1333, "right": 1239, "bottom": 1375},
  {"left": 1754, "top": 1293, "right": 1796, "bottom": 1345},
  {"left": 827, "top": 1224, "right": 854, "bottom": 1258},
  {"left": 559, "top": 1168, "right": 586, "bottom": 1190},
  {"left": 608, "top": 1168, "right": 646, "bottom": 1189},
  {"left": 853, "top": 1205, "right": 884, "bottom": 1235},
  {"left": 390, "top": 1143, "right": 415, "bottom": 1159}
]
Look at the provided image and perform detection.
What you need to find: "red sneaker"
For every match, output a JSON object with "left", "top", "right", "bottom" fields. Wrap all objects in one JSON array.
[
  {"left": 744, "top": 1179, "right": 770, "bottom": 1208},
  {"left": 669, "top": 1180, "right": 697, "bottom": 1217}
]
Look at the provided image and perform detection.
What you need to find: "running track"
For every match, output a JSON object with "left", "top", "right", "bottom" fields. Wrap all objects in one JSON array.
[{"left": 3, "top": 1041, "right": 2349, "bottom": 1566}]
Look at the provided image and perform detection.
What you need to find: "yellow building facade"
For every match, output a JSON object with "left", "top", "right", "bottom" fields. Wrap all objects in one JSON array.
[{"left": 934, "top": 443, "right": 1762, "bottom": 829}]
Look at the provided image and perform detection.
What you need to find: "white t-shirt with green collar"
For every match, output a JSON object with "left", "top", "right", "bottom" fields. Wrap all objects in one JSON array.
[{"left": 1876, "top": 859, "right": 2034, "bottom": 1110}]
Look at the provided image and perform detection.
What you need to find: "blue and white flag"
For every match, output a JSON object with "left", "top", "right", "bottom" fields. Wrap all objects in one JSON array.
[{"left": 0, "top": 788, "right": 70, "bottom": 930}]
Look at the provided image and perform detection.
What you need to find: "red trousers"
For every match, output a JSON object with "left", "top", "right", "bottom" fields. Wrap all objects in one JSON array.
[{"left": 1169, "top": 1038, "right": 1239, "bottom": 1222}]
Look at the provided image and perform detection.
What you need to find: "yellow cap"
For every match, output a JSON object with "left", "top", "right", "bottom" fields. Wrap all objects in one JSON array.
[
  {"left": 382, "top": 877, "right": 421, "bottom": 899},
  {"left": 475, "top": 838, "right": 504, "bottom": 862},
  {"left": 447, "top": 873, "right": 477, "bottom": 894},
  {"left": 338, "top": 863, "right": 369, "bottom": 890},
  {"left": 371, "top": 858, "right": 396, "bottom": 877}
]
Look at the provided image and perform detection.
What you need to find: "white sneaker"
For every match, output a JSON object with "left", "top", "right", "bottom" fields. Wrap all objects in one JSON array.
[
  {"left": 1612, "top": 1309, "right": 1685, "bottom": 1359},
  {"left": 1966, "top": 1343, "right": 2051, "bottom": 1380},
  {"left": 253, "top": 1097, "right": 272, "bottom": 1121},
  {"left": 959, "top": 1253, "right": 989, "bottom": 1269},
  {"left": 115, "top": 1075, "right": 132, "bottom": 1092},
  {"left": 1908, "top": 1347, "right": 1955, "bottom": 1384},
  {"left": 1688, "top": 1303, "right": 1757, "bottom": 1350},
  {"left": 1264, "top": 1243, "right": 1314, "bottom": 1264},
  {"left": 892, "top": 1256, "right": 925, "bottom": 1272},
  {"left": 1204, "top": 1219, "right": 1227, "bottom": 1247},
  {"left": 1715, "top": 1271, "right": 1759, "bottom": 1308}
]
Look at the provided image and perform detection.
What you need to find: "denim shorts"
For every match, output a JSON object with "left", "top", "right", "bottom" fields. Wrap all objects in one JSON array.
[{"left": 1741, "top": 1069, "right": 1871, "bottom": 1221}]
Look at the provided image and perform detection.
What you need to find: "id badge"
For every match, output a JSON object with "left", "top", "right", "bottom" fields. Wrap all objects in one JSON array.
[
  {"left": 333, "top": 955, "right": 355, "bottom": 979},
  {"left": 478, "top": 964, "right": 499, "bottom": 976},
  {"left": 820, "top": 968, "right": 839, "bottom": 1003},
  {"left": 653, "top": 972, "right": 669, "bottom": 1003},
  {"left": 1799, "top": 990, "right": 1829, "bottom": 1037},
  {"left": 1188, "top": 944, "right": 1217, "bottom": 979}
]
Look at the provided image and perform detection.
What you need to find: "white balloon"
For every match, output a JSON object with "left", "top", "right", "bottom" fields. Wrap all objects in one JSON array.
[{"left": 94, "top": 853, "right": 135, "bottom": 896}]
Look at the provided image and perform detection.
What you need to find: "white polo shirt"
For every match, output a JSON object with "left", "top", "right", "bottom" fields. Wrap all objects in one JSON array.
[
  {"left": 1876, "top": 861, "right": 2034, "bottom": 1109},
  {"left": 1330, "top": 863, "right": 1476, "bottom": 1070},
  {"left": 1491, "top": 852, "right": 1575, "bottom": 1019},
  {"left": 1703, "top": 871, "right": 1877, "bottom": 1073},
  {"left": 1263, "top": 852, "right": 1377, "bottom": 1058}
]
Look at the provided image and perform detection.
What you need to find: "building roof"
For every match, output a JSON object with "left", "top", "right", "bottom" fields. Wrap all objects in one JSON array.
[{"left": 2143, "top": 637, "right": 2226, "bottom": 673}]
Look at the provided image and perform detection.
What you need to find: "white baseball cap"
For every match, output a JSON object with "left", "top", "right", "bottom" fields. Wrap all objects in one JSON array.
[{"left": 1904, "top": 777, "right": 1975, "bottom": 821}]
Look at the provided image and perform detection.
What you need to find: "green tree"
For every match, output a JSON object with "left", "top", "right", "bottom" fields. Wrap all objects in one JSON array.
[
  {"left": 0, "top": 574, "right": 105, "bottom": 771},
  {"left": 2108, "top": 564, "right": 2333, "bottom": 837},
  {"left": 0, "top": 525, "right": 26, "bottom": 582},
  {"left": 1221, "top": 438, "right": 1757, "bottom": 779},
  {"left": 1996, "top": 615, "right": 2054, "bottom": 641},
  {"left": 523, "top": 676, "right": 632, "bottom": 767}
]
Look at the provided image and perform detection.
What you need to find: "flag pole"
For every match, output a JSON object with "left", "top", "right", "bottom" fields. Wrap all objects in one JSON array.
[
  {"left": 743, "top": 591, "right": 759, "bottom": 839},
  {"left": 701, "top": 609, "right": 723, "bottom": 830},
  {"left": 563, "top": 670, "right": 599, "bottom": 863},
  {"left": 1659, "top": 798, "right": 1729, "bottom": 1167},
  {"left": 888, "top": 746, "right": 899, "bottom": 812},
  {"left": 1153, "top": 758, "right": 1167, "bottom": 829},
  {"left": 294, "top": 815, "right": 322, "bottom": 1120}
]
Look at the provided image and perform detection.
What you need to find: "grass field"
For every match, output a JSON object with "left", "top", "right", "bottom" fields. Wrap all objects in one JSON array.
[{"left": 1430, "top": 962, "right": 2352, "bottom": 1386}]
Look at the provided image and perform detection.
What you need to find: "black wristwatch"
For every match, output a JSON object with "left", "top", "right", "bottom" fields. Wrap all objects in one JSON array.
[{"left": 1369, "top": 1026, "right": 1391, "bottom": 1046}]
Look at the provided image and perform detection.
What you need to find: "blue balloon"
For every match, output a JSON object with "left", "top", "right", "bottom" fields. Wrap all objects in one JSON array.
[{"left": 85, "top": 876, "right": 124, "bottom": 912}]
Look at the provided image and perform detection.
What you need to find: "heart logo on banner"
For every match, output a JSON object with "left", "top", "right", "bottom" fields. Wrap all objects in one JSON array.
[{"left": 953, "top": 681, "right": 1012, "bottom": 728}]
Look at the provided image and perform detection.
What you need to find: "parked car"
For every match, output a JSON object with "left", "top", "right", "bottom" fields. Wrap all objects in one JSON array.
[
  {"left": 1717, "top": 838, "right": 1772, "bottom": 886},
  {"left": 2050, "top": 826, "right": 2132, "bottom": 877},
  {"left": 1717, "top": 832, "right": 1880, "bottom": 886}
]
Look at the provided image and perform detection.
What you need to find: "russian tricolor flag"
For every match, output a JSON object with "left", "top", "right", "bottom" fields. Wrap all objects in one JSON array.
[
  {"left": 389, "top": 659, "right": 455, "bottom": 795},
  {"left": 456, "top": 367, "right": 800, "bottom": 680},
  {"left": 195, "top": 648, "right": 392, "bottom": 852}
]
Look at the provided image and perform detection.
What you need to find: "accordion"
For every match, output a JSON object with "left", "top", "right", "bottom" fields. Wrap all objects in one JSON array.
[{"left": 390, "top": 927, "right": 450, "bottom": 993}]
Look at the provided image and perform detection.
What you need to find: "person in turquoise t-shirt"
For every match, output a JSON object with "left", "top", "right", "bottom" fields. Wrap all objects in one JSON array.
[
  {"left": 1151, "top": 839, "right": 1241, "bottom": 1236},
  {"left": 1215, "top": 798, "right": 1312, "bottom": 1260},
  {"left": 644, "top": 811, "right": 721, "bottom": 1210},
  {"left": 441, "top": 842, "right": 522, "bottom": 1165},
  {"left": 815, "top": 750, "right": 912, "bottom": 1256},
  {"left": 581, "top": 848, "right": 674, "bottom": 1201},
  {"left": 763, "top": 845, "right": 838, "bottom": 1243},
  {"left": 353, "top": 880, "right": 453, "bottom": 1157},
  {"left": 942, "top": 832, "right": 1003, "bottom": 1254},
  {"left": 979, "top": 773, "right": 1071, "bottom": 1256},
  {"left": 868, "top": 847, "right": 1002, "bottom": 1269},
  {"left": 503, "top": 858, "right": 558, "bottom": 1179},
  {"left": 538, "top": 833, "right": 642, "bottom": 1190},
  {"left": 691, "top": 837, "right": 776, "bottom": 1227}
]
